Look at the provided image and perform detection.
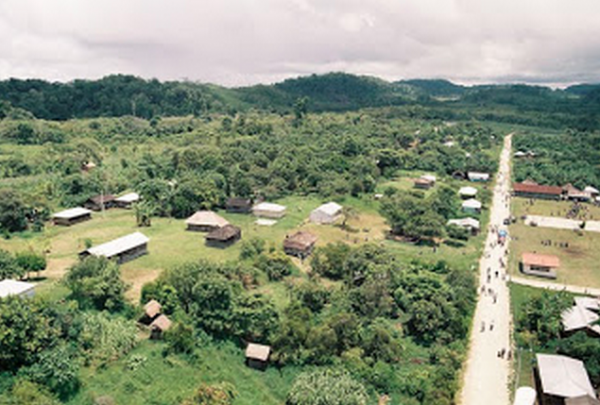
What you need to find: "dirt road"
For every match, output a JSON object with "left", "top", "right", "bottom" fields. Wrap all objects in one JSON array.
[{"left": 459, "top": 133, "right": 513, "bottom": 405}]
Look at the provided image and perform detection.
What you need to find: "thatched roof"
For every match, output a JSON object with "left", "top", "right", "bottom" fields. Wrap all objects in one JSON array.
[
  {"left": 284, "top": 231, "right": 317, "bottom": 251},
  {"left": 245, "top": 343, "right": 271, "bottom": 361},
  {"left": 227, "top": 197, "right": 252, "bottom": 208},
  {"left": 150, "top": 314, "right": 172, "bottom": 332},
  {"left": 185, "top": 211, "right": 229, "bottom": 228},
  {"left": 144, "top": 299, "right": 162, "bottom": 319},
  {"left": 206, "top": 224, "right": 241, "bottom": 241},
  {"left": 87, "top": 194, "right": 115, "bottom": 205}
]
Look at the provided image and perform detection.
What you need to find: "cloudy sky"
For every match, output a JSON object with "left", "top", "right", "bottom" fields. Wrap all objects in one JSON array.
[{"left": 0, "top": 0, "right": 599, "bottom": 87}]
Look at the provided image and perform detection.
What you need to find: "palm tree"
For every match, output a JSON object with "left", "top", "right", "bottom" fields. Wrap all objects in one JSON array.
[{"left": 134, "top": 202, "right": 156, "bottom": 227}]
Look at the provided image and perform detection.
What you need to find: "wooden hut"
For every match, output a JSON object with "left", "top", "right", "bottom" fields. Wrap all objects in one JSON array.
[
  {"left": 80, "top": 232, "right": 149, "bottom": 264},
  {"left": 185, "top": 211, "right": 229, "bottom": 232},
  {"left": 52, "top": 207, "right": 92, "bottom": 226},
  {"left": 283, "top": 231, "right": 317, "bottom": 258},
  {"left": 150, "top": 314, "right": 172, "bottom": 339},
  {"left": 140, "top": 299, "right": 162, "bottom": 324},
  {"left": 114, "top": 192, "right": 140, "bottom": 208},
  {"left": 245, "top": 343, "right": 271, "bottom": 370},
  {"left": 205, "top": 224, "right": 242, "bottom": 248},
  {"left": 84, "top": 194, "right": 115, "bottom": 211},
  {"left": 226, "top": 198, "right": 253, "bottom": 214}
]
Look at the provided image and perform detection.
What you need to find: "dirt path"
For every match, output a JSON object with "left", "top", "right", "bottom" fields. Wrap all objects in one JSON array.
[
  {"left": 509, "top": 275, "right": 600, "bottom": 296},
  {"left": 459, "top": 133, "right": 513, "bottom": 405}
]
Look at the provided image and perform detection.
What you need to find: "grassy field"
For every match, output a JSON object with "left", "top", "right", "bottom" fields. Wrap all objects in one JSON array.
[{"left": 509, "top": 197, "right": 600, "bottom": 288}]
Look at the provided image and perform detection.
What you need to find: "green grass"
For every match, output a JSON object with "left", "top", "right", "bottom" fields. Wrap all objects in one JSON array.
[
  {"left": 509, "top": 197, "right": 600, "bottom": 288},
  {"left": 66, "top": 340, "right": 300, "bottom": 405}
]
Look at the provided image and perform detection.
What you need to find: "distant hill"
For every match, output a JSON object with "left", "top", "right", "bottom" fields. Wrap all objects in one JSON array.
[
  {"left": 398, "top": 79, "right": 466, "bottom": 97},
  {"left": 564, "top": 83, "right": 600, "bottom": 96}
]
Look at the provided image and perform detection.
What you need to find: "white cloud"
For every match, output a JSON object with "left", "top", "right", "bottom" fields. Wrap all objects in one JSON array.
[{"left": 0, "top": 0, "right": 598, "bottom": 86}]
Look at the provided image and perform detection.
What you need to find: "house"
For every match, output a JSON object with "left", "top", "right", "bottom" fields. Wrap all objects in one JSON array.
[
  {"left": 467, "top": 172, "right": 490, "bottom": 182},
  {"left": 226, "top": 197, "right": 253, "bottom": 214},
  {"left": 140, "top": 299, "right": 162, "bottom": 324},
  {"left": 150, "top": 314, "right": 172, "bottom": 339},
  {"left": 114, "top": 192, "right": 140, "bottom": 208},
  {"left": 52, "top": 207, "right": 92, "bottom": 226},
  {"left": 205, "top": 224, "right": 242, "bottom": 248},
  {"left": 584, "top": 187, "right": 599, "bottom": 198},
  {"left": 561, "top": 297, "right": 600, "bottom": 338},
  {"left": 185, "top": 211, "right": 229, "bottom": 232},
  {"left": 447, "top": 217, "right": 481, "bottom": 235},
  {"left": 535, "top": 354, "right": 597, "bottom": 405},
  {"left": 564, "top": 184, "right": 592, "bottom": 202},
  {"left": 521, "top": 252, "right": 560, "bottom": 279},
  {"left": 84, "top": 194, "right": 115, "bottom": 211},
  {"left": 245, "top": 343, "right": 271, "bottom": 370},
  {"left": 0, "top": 280, "right": 35, "bottom": 299},
  {"left": 252, "top": 202, "right": 287, "bottom": 219},
  {"left": 462, "top": 199, "right": 482, "bottom": 214},
  {"left": 513, "top": 183, "right": 562, "bottom": 200},
  {"left": 459, "top": 186, "right": 478, "bottom": 199},
  {"left": 283, "top": 231, "right": 317, "bottom": 258},
  {"left": 309, "top": 202, "right": 343, "bottom": 224},
  {"left": 414, "top": 178, "right": 434, "bottom": 189},
  {"left": 80, "top": 232, "right": 149, "bottom": 264},
  {"left": 513, "top": 387, "right": 537, "bottom": 405}
]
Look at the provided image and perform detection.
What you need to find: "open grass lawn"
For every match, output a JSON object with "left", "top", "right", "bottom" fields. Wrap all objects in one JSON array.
[
  {"left": 509, "top": 197, "right": 600, "bottom": 288},
  {"left": 66, "top": 340, "right": 300, "bottom": 405}
]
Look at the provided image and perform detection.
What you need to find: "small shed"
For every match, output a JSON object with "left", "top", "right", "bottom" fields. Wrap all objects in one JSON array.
[
  {"left": 185, "top": 211, "right": 229, "bottom": 232},
  {"left": 447, "top": 217, "right": 480, "bottom": 235},
  {"left": 84, "top": 194, "right": 115, "bottom": 211},
  {"left": 513, "top": 387, "right": 536, "bottom": 405},
  {"left": 252, "top": 202, "right": 287, "bottom": 219},
  {"left": 226, "top": 197, "right": 253, "bottom": 214},
  {"left": 309, "top": 202, "right": 343, "bottom": 224},
  {"left": 462, "top": 199, "right": 482, "bottom": 214},
  {"left": 245, "top": 343, "right": 271, "bottom": 370},
  {"left": 414, "top": 178, "right": 434, "bottom": 189},
  {"left": 205, "top": 224, "right": 242, "bottom": 248},
  {"left": 114, "top": 192, "right": 140, "bottom": 209},
  {"left": 0, "top": 280, "right": 35, "bottom": 299},
  {"left": 141, "top": 299, "right": 162, "bottom": 324},
  {"left": 52, "top": 207, "right": 92, "bottom": 226},
  {"left": 514, "top": 151, "right": 527, "bottom": 158},
  {"left": 535, "top": 354, "right": 596, "bottom": 405},
  {"left": 81, "top": 232, "right": 149, "bottom": 264},
  {"left": 467, "top": 172, "right": 490, "bottom": 182},
  {"left": 150, "top": 314, "right": 172, "bottom": 339},
  {"left": 459, "top": 186, "right": 478, "bottom": 199},
  {"left": 283, "top": 231, "right": 317, "bottom": 258},
  {"left": 584, "top": 186, "right": 599, "bottom": 198},
  {"left": 521, "top": 252, "right": 560, "bottom": 279}
]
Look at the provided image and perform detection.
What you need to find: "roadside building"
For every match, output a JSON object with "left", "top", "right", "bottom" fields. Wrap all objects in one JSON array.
[
  {"left": 80, "top": 232, "right": 149, "bottom": 264},
  {"left": 185, "top": 211, "right": 229, "bottom": 232},
  {"left": 462, "top": 198, "right": 482, "bottom": 214},
  {"left": 114, "top": 192, "right": 140, "bottom": 208},
  {"left": 513, "top": 387, "right": 537, "bottom": 405},
  {"left": 467, "top": 172, "right": 490, "bottom": 182},
  {"left": 0, "top": 280, "right": 35, "bottom": 299},
  {"left": 52, "top": 207, "right": 92, "bottom": 226},
  {"left": 252, "top": 202, "right": 287, "bottom": 219},
  {"left": 245, "top": 343, "right": 271, "bottom": 370},
  {"left": 535, "top": 354, "right": 597, "bottom": 405},
  {"left": 513, "top": 183, "right": 562, "bottom": 200},
  {"left": 226, "top": 197, "right": 253, "bottom": 214},
  {"left": 447, "top": 217, "right": 481, "bottom": 235},
  {"left": 459, "top": 186, "right": 478, "bottom": 199},
  {"left": 521, "top": 252, "right": 560, "bottom": 279},
  {"left": 84, "top": 194, "right": 116, "bottom": 211},
  {"left": 309, "top": 202, "right": 343, "bottom": 224},
  {"left": 150, "top": 314, "right": 172, "bottom": 339},
  {"left": 283, "top": 231, "right": 317, "bottom": 258},
  {"left": 205, "top": 224, "right": 242, "bottom": 248}
]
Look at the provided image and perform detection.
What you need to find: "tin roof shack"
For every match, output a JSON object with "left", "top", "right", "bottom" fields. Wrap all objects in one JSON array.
[
  {"left": 245, "top": 343, "right": 271, "bottom": 370},
  {"left": 226, "top": 197, "right": 253, "bottom": 214},
  {"left": 150, "top": 314, "right": 172, "bottom": 339},
  {"left": 521, "top": 252, "right": 560, "bottom": 279},
  {"left": 84, "top": 194, "right": 116, "bottom": 211},
  {"left": 535, "top": 354, "right": 597, "bottom": 405},
  {"left": 0, "top": 280, "right": 35, "bottom": 299},
  {"left": 185, "top": 211, "right": 229, "bottom": 232},
  {"left": 81, "top": 232, "right": 149, "bottom": 264},
  {"left": 283, "top": 231, "right": 317, "bottom": 259},
  {"left": 514, "top": 387, "right": 537, "bottom": 405},
  {"left": 513, "top": 182, "right": 562, "bottom": 201},
  {"left": 205, "top": 224, "right": 241, "bottom": 248},
  {"left": 467, "top": 172, "right": 490, "bottom": 182},
  {"left": 252, "top": 202, "right": 287, "bottom": 219},
  {"left": 114, "top": 192, "right": 140, "bottom": 209},
  {"left": 52, "top": 207, "right": 92, "bottom": 226},
  {"left": 309, "top": 202, "right": 343, "bottom": 224},
  {"left": 447, "top": 217, "right": 481, "bottom": 235},
  {"left": 459, "top": 186, "right": 478, "bottom": 199},
  {"left": 462, "top": 199, "right": 482, "bottom": 214},
  {"left": 561, "top": 297, "right": 600, "bottom": 338}
]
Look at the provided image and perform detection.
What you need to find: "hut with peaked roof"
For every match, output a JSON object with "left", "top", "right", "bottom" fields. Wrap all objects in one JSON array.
[
  {"left": 80, "top": 232, "right": 149, "bottom": 264},
  {"left": 150, "top": 314, "right": 172, "bottom": 339},
  {"left": 245, "top": 343, "right": 271, "bottom": 370},
  {"left": 52, "top": 207, "right": 92, "bottom": 226},
  {"left": 283, "top": 231, "right": 317, "bottom": 258},
  {"left": 84, "top": 194, "right": 116, "bottom": 211},
  {"left": 205, "top": 224, "right": 242, "bottom": 248},
  {"left": 140, "top": 299, "right": 162, "bottom": 324},
  {"left": 521, "top": 252, "right": 560, "bottom": 279},
  {"left": 309, "top": 202, "right": 343, "bottom": 224},
  {"left": 114, "top": 192, "right": 140, "bottom": 209},
  {"left": 447, "top": 217, "right": 481, "bottom": 235},
  {"left": 226, "top": 197, "right": 253, "bottom": 214},
  {"left": 185, "top": 211, "right": 229, "bottom": 232},
  {"left": 535, "top": 354, "right": 597, "bottom": 405}
]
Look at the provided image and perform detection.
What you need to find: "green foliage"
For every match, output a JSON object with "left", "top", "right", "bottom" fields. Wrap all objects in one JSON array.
[
  {"left": 6, "top": 379, "right": 60, "bottom": 405},
  {"left": 517, "top": 290, "right": 571, "bottom": 346},
  {"left": 15, "top": 251, "right": 47, "bottom": 277},
  {"left": 239, "top": 237, "right": 266, "bottom": 260},
  {"left": 0, "top": 249, "right": 24, "bottom": 280},
  {"left": 181, "top": 382, "right": 237, "bottom": 405},
  {"left": 286, "top": 368, "right": 369, "bottom": 405},
  {"left": 311, "top": 242, "right": 351, "bottom": 280},
  {"left": 20, "top": 345, "right": 80, "bottom": 399},
  {"left": 78, "top": 312, "right": 138, "bottom": 365},
  {"left": 164, "top": 322, "right": 196, "bottom": 355},
  {"left": 0, "top": 190, "right": 28, "bottom": 232},
  {"left": 255, "top": 251, "right": 295, "bottom": 281}
]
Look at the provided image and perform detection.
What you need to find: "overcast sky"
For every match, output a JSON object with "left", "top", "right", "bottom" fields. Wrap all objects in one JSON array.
[{"left": 0, "top": 0, "right": 599, "bottom": 87}]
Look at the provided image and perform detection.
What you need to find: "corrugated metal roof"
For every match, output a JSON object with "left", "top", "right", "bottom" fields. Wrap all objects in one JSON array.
[
  {"left": 87, "top": 232, "right": 149, "bottom": 258},
  {"left": 462, "top": 199, "right": 482, "bottom": 209},
  {"left": 459, "top": 186, "right": 478, "bottom": 196},
  {"left": 0, "top": 280, "right": 35, "bottom": 298},
  {"left": 313, "top": 202, "right": 342, "bottom": 216},
  {"left": 115, "top": 192, "right": 140, "bottom": 203},
  {"left": 253, "top": 202, "right": 286, "bottom": 212},
  {"left": 536, "top": 354, "right": 596, "bottom": 399},
  {"left": 53, "top": 207, "right": 92, "bottom": 219}
]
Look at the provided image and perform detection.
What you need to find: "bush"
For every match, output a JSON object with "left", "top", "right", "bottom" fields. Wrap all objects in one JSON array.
[
  {"left": 255, "top": 251, "right": 294, "bottom": 281},
  {"left": 15, "top": 251, "right": 47, "bottom": 278},
  {"left": 287, "top": 368, "right": 369, "bottom": 405},
  {"left": 20, "top": 345, "right": 80, "bottom": 399},
  {"left": 78, "top": 312, "right": 138, "bottom": 365}
]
